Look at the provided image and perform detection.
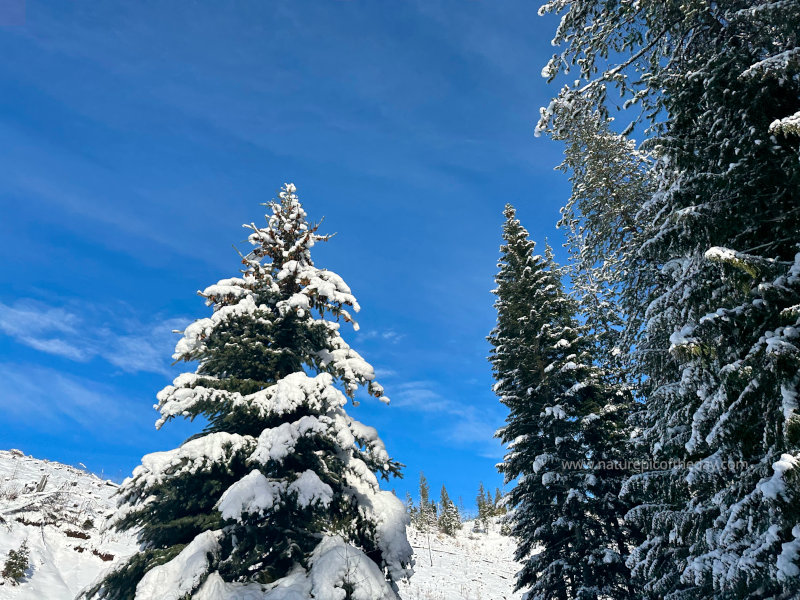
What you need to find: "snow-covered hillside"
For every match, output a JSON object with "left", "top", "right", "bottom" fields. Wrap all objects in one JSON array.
[
  {"left": 0, "top": 450, "right": 136, "bottom": 599},
  {"left": 399, "top": 524, "right": 519, "bottom": 600},
  {"left": 0, "top": 450, "right": 520, "bottom": 599}
]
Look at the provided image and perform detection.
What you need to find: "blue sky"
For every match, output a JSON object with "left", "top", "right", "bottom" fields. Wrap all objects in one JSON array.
[{"left": 0, "top": 0, "right": 568, "bottom": 509}]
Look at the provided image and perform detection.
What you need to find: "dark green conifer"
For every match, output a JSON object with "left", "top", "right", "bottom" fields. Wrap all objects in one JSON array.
[
  {"left": 85, "top": 184, "right": 412, "bottom": 600},
  {"left": 438, "top": 485, "right": 461, "bottom": 536},
  {"left": 490, "top": 205, "right": 636, "bottom": 600}
]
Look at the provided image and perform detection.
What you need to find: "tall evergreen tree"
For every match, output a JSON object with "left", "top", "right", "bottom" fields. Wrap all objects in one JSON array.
[
  {"left": 418, "top": 472, "right": 431, "bottom": 510},
  {"left": 490, "top": 205, "right": 637, "bottom": 600},
  {"left": 550, "top": 96, "right": 652, "bottom": 378},
  {"left": 475, "top": 482, "right": 490, "bottom": 532},
  {"left": 537, "top": 0, "right": 800, "bottom": 596},
  {"left": 484, "top": 487, "right": 494, "bottom": 514},
  {"left": 437, "top": 485, "right": 461, "bottom": 536},
  {"left": 415, "top": 472, "right": 436, "bottom": 532},
  {"left": 493, "top": 488, "right": 504, "bottom": 516},
  {"left": 84, "top": 184, "right": 412, "bottom": 600}
]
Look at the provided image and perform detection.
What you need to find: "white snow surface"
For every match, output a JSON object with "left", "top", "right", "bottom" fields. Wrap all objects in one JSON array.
[
  {"left": 0, "top": 450, "right": 137, "bottom": 599},
  {"left": 0, "top": 450, "right": 522, "bottom": 599},
  {"left": 308, "top": 536, "right": 396, "bottom": 600},
  {"left": 217, "top": 469, "right": 284, "bottom": 520},
  {"left": 131, "top": 432, "right": 255, "bottom": 489},
  {"left": 156, "top": 372, "right": 350, "bottom": 429},
  {"left": 288, "top": 470, "right": 334, "bottom": 508},
  {"left": 135, "top": 530, "right": 222, "bottom": 600},
  {"left": 778, "top": 525, "right": 800, "bottom": 582},
  {"left": 542, "top": 405, "right": 567, "bottom": 420},
  {"left": 398, "top": 521, "right": 521, "bottom": 600},
  {"left": 758, "top": 453, "right": 800, "bottom": 500}
]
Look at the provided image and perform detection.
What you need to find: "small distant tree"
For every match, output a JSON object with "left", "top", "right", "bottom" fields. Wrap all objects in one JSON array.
[
  {"left": 405, "top": 491, "right": 416, "bottom": 520},
  {"left": 416, "top": 472, "right": 436, "bottom": 531},
  {"left": 475, "top": 482, "right": 490, "bottom": 532},
  {"left": 417, "top": 472, "right": 436, "bottom": 566},
  {"left": 493, "top": 488, "right": 505, "bottom": 515},
  {"left": 2, "top": 541, "right": 29, "bottom": 584},
  {"left": 438, "top": 485, "right": 461, "bottom": 536}
]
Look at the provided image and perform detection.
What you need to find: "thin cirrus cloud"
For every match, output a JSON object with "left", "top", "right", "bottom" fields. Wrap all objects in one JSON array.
[
  {"left": 373, "top": 368, "right": 398, "bottom": 379},
  {"left": 0, "top": 362, "right": 176, "bottom": 455},
  {"left": 0, "top": 299, "right": 187, "bottom": 376},
  {"left": 358, "top": 329, "right": 405, "bottom": 343},
  {"left": 391, "top": 380, "right": 505, "bottom": 458},
  {"left": 0, "top": 363, "right": 130, "bottom": 433},
  {"left": 0, "top": 301, "right": 85, "bottom": 360}
]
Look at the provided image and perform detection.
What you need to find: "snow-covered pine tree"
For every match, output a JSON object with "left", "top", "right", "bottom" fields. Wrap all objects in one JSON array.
[
  {"left": 679, "top": 247, "right": 800, "bottom": 597},
  {"left": 415, "top": 472, "right": 436, "bottom": 532},
  {"left": 537, "top": 0, "right": 800, "bottom": 596},
  {"left": 2, "top": 541, "right": 29, "bottom": 584},
  {"left": 84, "top": 184, "right": 412, "bottom": 600},
  {"left": 668, "top": 6, "right": 800, "bottom": 595},
  {"left": 437, "top": 485, "right": 461, "bottom": 536},
  {"left": 490, "top": 204, "right": 636, "bottom": 600}
]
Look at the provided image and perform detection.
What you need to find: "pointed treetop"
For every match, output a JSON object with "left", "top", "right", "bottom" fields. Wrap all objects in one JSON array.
[
  {"left": 419, "top": 472, "right": 431, "bottom": 504},
  {"left": 440, "top": 484, "right": 451, "bottom": 504},
  {"left": 244, "top": 183, "right": 332, "bottom": 270},
  {"left": 544, "top": 239, "right": 555, "bottom": 263},
  {"left": 500, "top": 203, "right": 536, "bottom": 253}
]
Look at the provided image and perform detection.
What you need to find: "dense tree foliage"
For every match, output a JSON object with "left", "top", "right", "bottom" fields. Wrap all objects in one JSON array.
[
  {"left": 86, "top": 185, "right": 412, "bottom": 600},
  {"left": 490, "top": 205, "right": 636, "bottom": 600},
  {"left": 537, "top": 0, "right": 800, "bottom": 597}
]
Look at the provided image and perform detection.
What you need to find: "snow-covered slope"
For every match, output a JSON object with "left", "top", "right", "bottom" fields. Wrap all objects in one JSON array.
[
  {"left": 0, "top": 450, "right": 136, "bottom": 599},
  {"left": 0, "top": 450, "right": 520, "bottom": 599},
  {"left": 399, "top": 524, "right": 520, "bottom": 600}
]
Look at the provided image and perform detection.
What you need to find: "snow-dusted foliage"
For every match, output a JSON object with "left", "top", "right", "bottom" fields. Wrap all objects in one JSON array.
[
  {"left": 490, "top": 205, "right": 636, "bottom": 600},
  {"left": 549, "top": 95, "right": 652, "bottom": 376},
  {"left": 675, "top": 251, "right": 800, "bottom": 596},
  {"left": 537, "top": 0, "right": 800, "bottom": 597},
  {"left": 411, "top": 473, "right": 438, "bottom": 536},
  {"left": 436, "top": 486, "right": 461, "bottom": 537},
  {"left": 83, "top": 184, "right": 412, "bottom": 600}
]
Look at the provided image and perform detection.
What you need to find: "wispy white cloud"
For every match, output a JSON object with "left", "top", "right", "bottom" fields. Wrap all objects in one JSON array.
[
  {"left": 374, "top": 367, "right": 398, "bottom": 379},
  {"left": 0, "top": 299, "right": 187, "bottom": 376},
  {"left": 390, "top": 379, "right": 504, "bottom": 458},
  {"left": 449, "top": 418, "right": 505, "bottom": 460},
  {"left": 22, "top": 337, "right": 88, "bottom": 361},
  {"left": 0, "top": 300, "right": 87, "bottom": 360},
  {"left": 0, "top": 301, "right": 78, "bottom": 335},
  {"left": 5, "top": 168, "right": 204, "bottom": 263},
  {"left": 358, "top": 329, "right": 405, "bottom": 344},
  {"left": 391, "top": 381, "right": 454, "bottom": 413},
  {"left": 0, "top": 363, "right": 142, "bottom": 436}
]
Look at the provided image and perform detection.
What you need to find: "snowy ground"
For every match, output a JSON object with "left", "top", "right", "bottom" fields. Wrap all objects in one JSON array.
[
  {"left": 0, "top": 450, "right": 521, "bottom": 599},
  {"left": 0, "top": 449, "right": 137, "bottom": 599},
  {"left": 398, "top": 524, "right": 520, "bottom": 600}
]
